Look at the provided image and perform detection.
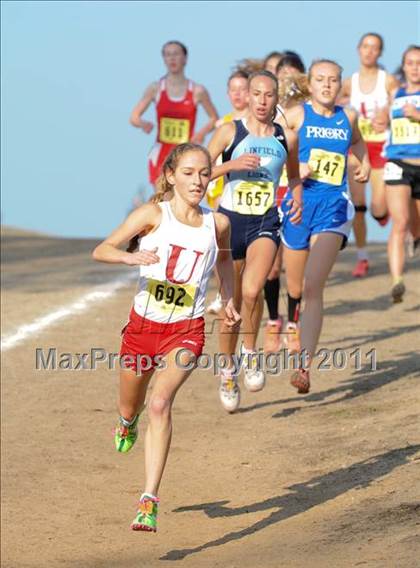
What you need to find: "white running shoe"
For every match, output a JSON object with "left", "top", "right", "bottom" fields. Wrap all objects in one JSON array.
[
  {"left": 206, "top": 293, "right": 223, "bottom": 315},
  {"left": 241, "top": 347, "right": 265, "bottom": 392},
  {"left": 219, "top": 375, "right": 241, "bottom": 413}
]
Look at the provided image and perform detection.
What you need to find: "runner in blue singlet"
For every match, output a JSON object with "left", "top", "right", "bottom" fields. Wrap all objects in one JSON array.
[
  {"left": 279, "top": 59, "right": 370, "bottom": 395},
  {"left": 383, "top": 45, "right": 420, "bottom": 303}
]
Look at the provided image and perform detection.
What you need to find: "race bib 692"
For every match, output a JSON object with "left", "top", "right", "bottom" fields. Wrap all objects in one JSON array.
[{"left": 146, "top": 278, "right": 196, "bottom": 315}]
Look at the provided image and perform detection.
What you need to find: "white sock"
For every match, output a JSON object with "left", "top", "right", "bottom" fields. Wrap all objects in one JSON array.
[
  {"left": 357, "top": 248, "right": 369, "bottom": 261},
  {"left": 221, "top": 367, "right": 237, "bottom": 382},
  {"left": 140, "top": 492, "right": 158, "bottom": 501},
  {"left": 242, "top": 345, "right": 256, "bottom": 354},
  {"left": 120, "top": 414, "right": 137, "bottom": 427}
]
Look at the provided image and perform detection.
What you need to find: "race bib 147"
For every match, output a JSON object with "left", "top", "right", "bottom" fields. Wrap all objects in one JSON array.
[{"left": 308, "top": 148, "right": 346, "bottom": 186}]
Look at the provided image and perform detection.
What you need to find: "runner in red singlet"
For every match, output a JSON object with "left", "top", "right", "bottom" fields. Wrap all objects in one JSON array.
[{"left": 130, "top": 40, "right": 218, "bottom": 187}]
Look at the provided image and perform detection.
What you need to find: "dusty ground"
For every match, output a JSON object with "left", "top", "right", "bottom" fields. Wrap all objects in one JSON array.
[{"left": 1, "top": 227, "right": 420, "bottom": 568}]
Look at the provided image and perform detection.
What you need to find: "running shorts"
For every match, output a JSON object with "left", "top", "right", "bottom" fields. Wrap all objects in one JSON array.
[
  {"left": 218, "top": 205, "right": 281, "bottom": 260},
  {"left": 384, "top": 159, "right": 420, "bottom": 200},
  {"left": 120, "top": 308, "right": 205, "bottom": 373},
  {"left": 281, "top": 190, "right": 355, "bottom": 251},
  {"left": 366, "top": 141, "right": 386, "bottom": 169}
]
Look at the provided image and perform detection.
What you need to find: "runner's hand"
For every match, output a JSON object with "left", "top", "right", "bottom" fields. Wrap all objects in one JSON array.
[
  {"left": 372, "top": 108, "right": 388, "bottom": 133},
  {"left": 403, "top": 103, "right": 419, "bottom": 120},
  {"left": 231, "top": 153, "right": 260, "bottom": 171},
  {"left": 191, "top": 132, "right": 205, "bottom": 144},
  {"left": 123, "top": 247, "right": 160, "bottom": 266},
  {"left": 223, "top": 299, "right": 241, "bottom": 328},
  {"left": 286, "top": 198, "right": 303, "bottom": 224},
  {"left": 353, "top": 163, "right": 370, "bottom": 183},
  {"left": 140, "top": 121, "right": 154, "bottom": 134}
]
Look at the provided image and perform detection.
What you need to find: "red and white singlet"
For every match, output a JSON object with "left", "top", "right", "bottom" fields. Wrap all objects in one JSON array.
[
  {"left": 350, "top": 69, "right": 389, "bottom": 168},
  {"left": 148, "top": 79, "right": 198, "bottom": 185},
  {"left": 134, "top": 201, "right": 218, "bottom": 323}
]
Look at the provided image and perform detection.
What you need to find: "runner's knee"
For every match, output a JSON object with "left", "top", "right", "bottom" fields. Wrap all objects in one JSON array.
[
  {"left": 391, "top": 216, "right": 410, "bottom": 234},
  {"left": 242, "top": 284, "right": 261, "bottom": 305},
  {"left": 303, "top": 278, "right": 324, "bottom": 301},
  {"left": 148, "top": 395, "right": 172, "bottom": 420}
]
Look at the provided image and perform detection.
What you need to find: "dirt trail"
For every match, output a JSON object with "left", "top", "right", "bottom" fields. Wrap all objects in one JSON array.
[{"left": 2, "top": 229, "right": 419, "bottom": 568}]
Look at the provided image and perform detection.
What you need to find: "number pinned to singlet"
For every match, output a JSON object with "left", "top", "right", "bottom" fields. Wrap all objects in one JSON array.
[
  {"left": 358, "top": 117, "right": 386, "bottom": 143},
  {"left": 308, "top": 149, "right": 345, "bottom": 186},
  {"left": 159, "top": 117, "right": 190, "bottom": 144},
  {"left": 146, "top": 278, "right": 196, "bottom": 315},
  {"left": 233, "top": 181, "right": 274, "bottom": 215},
  {"left": 391, "top": 118, "right": 420, "bottom": 145}
]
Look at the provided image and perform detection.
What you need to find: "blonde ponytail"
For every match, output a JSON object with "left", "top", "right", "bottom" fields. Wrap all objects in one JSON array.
[{"left": 151, "top": 174, "right": 174, "bottom": 203}]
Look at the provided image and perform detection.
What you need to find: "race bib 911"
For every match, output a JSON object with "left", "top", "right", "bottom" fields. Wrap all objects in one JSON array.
[
  {"left": 159, "top": 117, "right": 190, "bottom": 144},
  {"left": 358, "top": 117, "right": 386, "bottom": 143}
]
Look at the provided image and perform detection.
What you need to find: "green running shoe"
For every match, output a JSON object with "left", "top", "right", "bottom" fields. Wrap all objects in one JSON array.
[
  {"left": 114, "top": 414, "right": 139, "bottom": 453},
  {"left": 131, "top": 494, "right": 159, "bottom": 532}
]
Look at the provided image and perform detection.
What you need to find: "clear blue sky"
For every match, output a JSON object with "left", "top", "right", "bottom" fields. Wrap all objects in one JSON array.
[{"left": 1, "top": 1, "right": 419, "bottom": 239}]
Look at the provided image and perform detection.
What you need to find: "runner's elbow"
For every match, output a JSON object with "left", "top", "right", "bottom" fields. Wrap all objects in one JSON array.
[{"left": 92, "top": 245, "right": 104, "bottom": 262}]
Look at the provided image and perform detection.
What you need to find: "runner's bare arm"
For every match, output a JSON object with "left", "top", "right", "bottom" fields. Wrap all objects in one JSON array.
[
  {"left": 207, "top": 122, "right": 260, "bottom": 180},
  {"left": 345, "top": 108, "right": 370, "bottom": 183},
  {"left": 284, "top": 105, "right": 309, "bottom": 181},
  {"left": 403, "top": 102, "right": 420, "bottom": 121},
  {"left": 284, "top": 128, "right": 303, "bottom": 224},
  {"left": 129, "top": 83, "right": 159, "bottom": 133},
  {"left": 191, "top": 85, "right": 219, "bottom": 144},
  {"left": 283, "top": 104, "right": 305, "bottom": 132},
  {"left": 274, "top": 106, "right": 289, "bottom": 129},
  {"left": 213, "top": 212, "right": 241, "bottom": 327},
  {"left": 338, "top": 77, "right": 351, "bottom": 106},
  {"left": 386, "top": 73, "right": 400, "bottom": 97},
  {"left": 372, "top": 75, "right": 401, "bottom": 132},
  {"left": 92, "top": 203, "right": 162, "bottom": 265}
]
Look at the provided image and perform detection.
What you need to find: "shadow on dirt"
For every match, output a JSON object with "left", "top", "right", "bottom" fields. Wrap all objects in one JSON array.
[
  {"left": 162, "top": 444, "right": 420, "bottom": 561},
  {"left": 235, "top": 351, "right": 419, "bottom": 419}
]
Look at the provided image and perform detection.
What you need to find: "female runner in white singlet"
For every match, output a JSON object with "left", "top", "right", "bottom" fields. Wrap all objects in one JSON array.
[
  {"left": 93, "top": 143, "right": 240, "bottom": 532},
  {"left": 340, "top": 33, "right": 399, "bottom": 277}
]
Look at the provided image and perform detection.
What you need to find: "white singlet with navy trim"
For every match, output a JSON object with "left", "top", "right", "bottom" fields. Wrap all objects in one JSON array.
[{"left": 133, "top": 202, "right": 219, "bottom": 323}]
